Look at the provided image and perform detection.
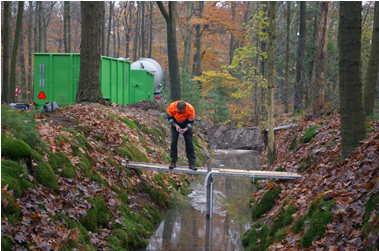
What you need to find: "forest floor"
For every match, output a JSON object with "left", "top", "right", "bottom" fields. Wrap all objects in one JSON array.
[{"left": 243, "top": 111, "right": 379, "bottom": 250}]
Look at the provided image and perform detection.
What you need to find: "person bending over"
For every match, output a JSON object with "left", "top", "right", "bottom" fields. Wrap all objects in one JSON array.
[{"left": 167, "top": 100, "right": 197, "bottom": 171}]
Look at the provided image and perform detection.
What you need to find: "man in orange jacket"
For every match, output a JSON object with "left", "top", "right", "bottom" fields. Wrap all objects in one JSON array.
[{"left": 167, "top": 100, "right": 197, "bottom": 171}]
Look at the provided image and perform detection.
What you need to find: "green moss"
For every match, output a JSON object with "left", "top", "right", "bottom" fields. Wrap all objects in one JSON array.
[
  {"left": 251, "top": 187, "right": 281, "bottom": 221},
  {"left": 292, "top": 198, "right": 335, "bottom": 248},
  {"left": 1, "top": 236, "right": 12, "bottom": 251},
  {"left": 35, "top": 162, "right": 59, "bottom": 192},
  {"left": 142, "top": 182, "right": 170, "bottom": 208},
  {"left": 270, "top": 204, "right": 298, "bottom": 237},
  {"left": 289, "top": 134, "right": 298, "bottom": 151},
  {"left": 275, "top": 165, "right": 284, "bottom": 172},
  {"left": 1, "top": 160, "right": 34, "bottom": 197},
  {"left": 362, "top": 193, "right": 379, "bottom": 249},
  {"left": 1, "top": 133, "right": 31, "bottom": 160},
  {"left": 119, "top": 117, "right": 140, "bottom": 132},
  {"left": 90, "top": 171, "right": 109, "bottom": 186},
  {"left": 49, "top": 152, "right": 76, "bottom": 178},
  {"left": 243, "top": 202, "right": 297, "bottom": 250},
  {"left": 81, "top": 197, "right": 113, "bottom": 233},
  {"left": 365, "top": 121, "right": 375, "bottom": 133},
  {"left": 1, "top": 191, "right": 21, "bottom": 226},
  {"left": 117, "top": 144, "right": 149, "bottom": 163},
  {"left": 1, "top": 106, "right": 47, "bottom": 151},
  {"left": 76, "top": 158, "right": 91, "bottom": 177},
  {"left": 301, "top": 125, "right": 320, "bottom": 144},
  {"left": 31, "top": 149, "right": 43, "bottom": 162},
  {"left": 52, "top": 212, "right": 77, "bottom": 230}
]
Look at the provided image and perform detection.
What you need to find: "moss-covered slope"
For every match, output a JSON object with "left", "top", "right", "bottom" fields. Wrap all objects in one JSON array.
[{"left": 1, "top": 102, "right": 212, "bottom": 251}]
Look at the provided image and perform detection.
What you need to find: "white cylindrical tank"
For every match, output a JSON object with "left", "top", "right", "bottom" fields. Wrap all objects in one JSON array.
[{"left": 131, "top": 58, "right": 163, "bottom": 93}]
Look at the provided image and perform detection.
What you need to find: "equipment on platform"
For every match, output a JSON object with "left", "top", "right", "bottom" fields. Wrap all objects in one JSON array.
[{"left": 33, "top": 53, "right": 163, "bottom": 110}]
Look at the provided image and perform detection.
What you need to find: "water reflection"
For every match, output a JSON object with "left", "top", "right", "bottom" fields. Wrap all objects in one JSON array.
[{"left": 141, "top": 149, "right": 260, "bottom": 251}]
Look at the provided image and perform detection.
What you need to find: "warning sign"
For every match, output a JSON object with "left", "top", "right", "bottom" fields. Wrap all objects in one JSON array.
[{"left": 38, "top": 91, "right": 46, "bottom": 99}]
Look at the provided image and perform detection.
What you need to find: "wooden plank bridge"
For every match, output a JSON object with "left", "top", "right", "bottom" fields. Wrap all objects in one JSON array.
[
  {"left": 126, "top": 161, "right": 302, "bottom": 218},
  {"left": 127, "top": 161, "right": 301, "bottom": 180}
]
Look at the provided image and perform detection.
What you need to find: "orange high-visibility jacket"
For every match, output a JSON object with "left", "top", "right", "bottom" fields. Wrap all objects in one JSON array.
[{"left": 167, "top": 101, "right": 195, "bottom": 129}]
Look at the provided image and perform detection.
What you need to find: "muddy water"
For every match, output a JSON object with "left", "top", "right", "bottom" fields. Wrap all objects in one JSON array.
[{"left": 139, "top": 150, "right": 261, "bottom": 251}]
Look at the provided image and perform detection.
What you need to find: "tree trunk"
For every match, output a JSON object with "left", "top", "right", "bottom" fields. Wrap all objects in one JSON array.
[
  {"left": 64, "top": 1, "right": 71, "bottom": 53},
  {"left": 182, "top": 1, "right": 193, "bottom": 74},
  {"left": 229, "top": 2, "right": 237, "bottom": 64},
  {"left": 101, "top": 2, "right": 105, "bottom": 55},
  {"left": 67, "top": 1, "right": 71, "bottom": 53},
  {"left": 312, "top": 1, "right": 330, "bottom": 116},
  {"left": 148, "top": 2, "right": 153, "bottom": 58},
  {"left": 339, "top": 1, "right": 366, "bottom": 159},
  {"left": 18, "top": 28, "right": 27, "bottom": 102},
  {"left": 107, "top": 1, "right": 114, "bottom": 57},
  {"left": 157, "top": 1, "right": 182, "bottom": 101},
  {"left": 294, "top": 1, "right": 306, "bottom": 113},
  {"left": 254, "top": 34, "right": 261, "bottom": 126},
  {"left": 9, "top": 1, "right": 25, "bottom": 103},
  {"left": 267, "top": 1, "right": 277, "bottom": 166},
  {"left": 116, "top": 12, "right": 120, "bottom": 58},
  {"left": 306, "top": 2, "right": 319, "bottom": 110},
  {"left": 260, "top": 2, "right": 267, "bottom": 80},
  {"left": 141, "top": 2, "right": 145, "bottom": 58},
  {"left": 133, "top": 3, "right": 140, "bottom": 60},
  {"left": 28, "top": 1, "right": 34, "bottom": 101},
  {"left": 64, "top": 2, "right": 68, "bottom": 52},
  {"left": 2, "top": 2, "right": 11, "bottom": 103},
  {"left": 192, "top": 1, "right": 203, "bottom": 76},
  {"left": 76, "top": 2, "right": 105, "bottom": 104},
  {"left": 284, "top": 1, "right": 290, "bottom": 113},
  {"left": 364, "top": 2, "right": 379, "bottom": 117},
  {"left": 38, "top": 1, "right": 43, "bottom": 52}
]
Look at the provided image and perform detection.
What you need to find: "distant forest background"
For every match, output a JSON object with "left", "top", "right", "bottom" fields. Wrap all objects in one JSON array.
[{"left": 1, "top": 1, "right": 378, "bottom": 127}]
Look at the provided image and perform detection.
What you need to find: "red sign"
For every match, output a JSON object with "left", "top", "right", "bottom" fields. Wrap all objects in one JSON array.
[{"left": 38, "top": 91, "right": 46, "bottom": 99}]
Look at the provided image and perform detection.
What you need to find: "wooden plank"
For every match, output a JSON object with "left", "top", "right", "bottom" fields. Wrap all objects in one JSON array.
[{"left": 126, "top": 162, "right": 301, "bottom": 179}]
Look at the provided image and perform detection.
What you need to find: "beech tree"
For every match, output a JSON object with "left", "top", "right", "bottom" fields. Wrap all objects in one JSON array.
[
  {"left": 76, "top": 2, "right": 105, "bottom": 104},
  {"left": 364, "top": 2, "right": 379, "bottom": 117},
  {"left": 267, "top": 1, "right": 277, "bottom": 165},
  {"left": 9, "top": 1, "right": 25, "bottom": 103},
  {"left": 312, "top": 2, "right": 330, "bottom": 116},
  {"left": 157, "top": 1, "right": 181, "bottom": 101},
  {"left": 2, "top": 2, "right": 11, "bottom": 103},
  {"left": 339, "top": 1, "right": 366, "bottom": 158},
  {"left": 294, "top": 1, "right": 306, "bottom": 114}
]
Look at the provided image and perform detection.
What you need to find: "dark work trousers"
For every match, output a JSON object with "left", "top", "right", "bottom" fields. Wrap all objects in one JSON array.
[{"left": 170, "top": 126, "right": 196, "bottom": 165}]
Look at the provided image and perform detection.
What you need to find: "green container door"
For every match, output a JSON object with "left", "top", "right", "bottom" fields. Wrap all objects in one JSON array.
[
  {"left": 34, "top": 53, "right": 131, "bottom": 107},
  {"left": 34, "top": 53, "right": 80, "bottom": 107},
  {"left": 130, "top": 70, "right": 155, "bottom": 103},
  {"left": 100, "top": 56, "right": 131, "bottom": 105}
]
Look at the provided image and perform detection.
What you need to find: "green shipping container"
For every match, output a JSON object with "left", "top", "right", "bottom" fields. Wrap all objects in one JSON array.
[
  {"left": 33, "top": 53, "right": 131, "bottom": 107},
  {"left": 100, "top": 57, "right": 130, "bottom": 105},
  {"left": 34, "top": 53, "right": 81, "bottom": 107},
  {"left": 130, "top": 70, "right": 155, "bottom": 103}
]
